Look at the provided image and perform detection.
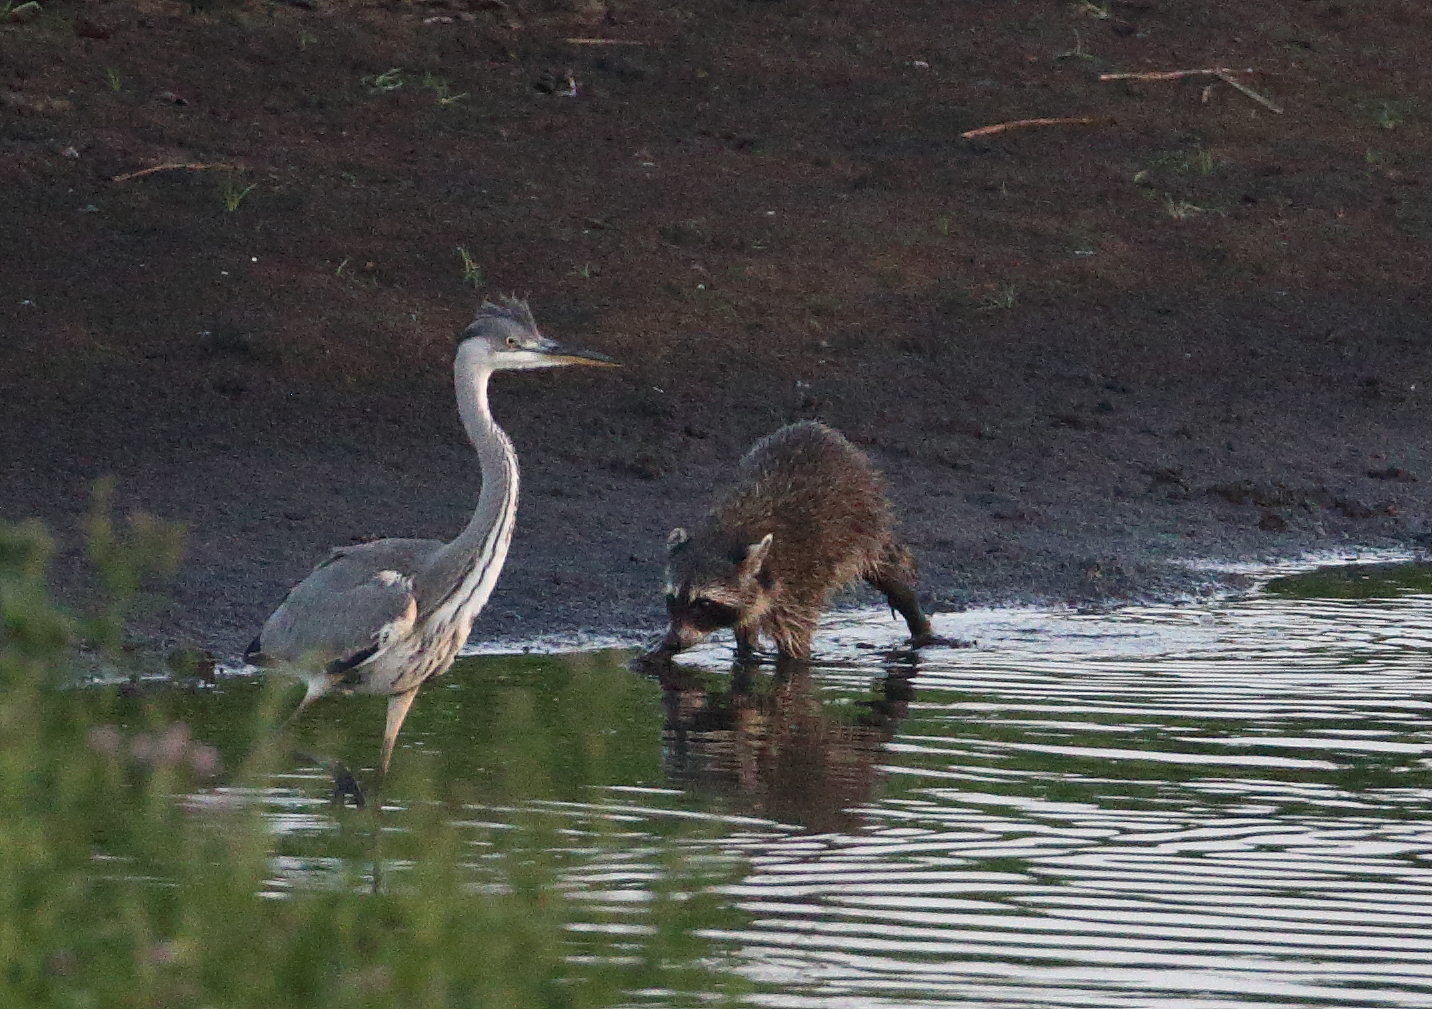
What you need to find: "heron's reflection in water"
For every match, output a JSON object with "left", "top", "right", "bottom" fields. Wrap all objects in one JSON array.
[{"left": 656, "top": 659, "right": 915, "bottom": 833}]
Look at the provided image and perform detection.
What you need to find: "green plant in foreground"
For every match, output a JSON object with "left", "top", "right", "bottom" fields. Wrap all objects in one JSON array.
[
  {"left": 81, "top": 479, "right": 185, "bottom": 653},
  {"left": 0, "top": 495, "right": 744, "bottom": 1008},
  {"left": 103, "top": 67, "right": 122, "bottom": 92},
  {"left": 219, "top": 173, "right": 257, "bottom": 212},
  {"left": 455, "top": 246, "right": 482, "bottom": 287}
]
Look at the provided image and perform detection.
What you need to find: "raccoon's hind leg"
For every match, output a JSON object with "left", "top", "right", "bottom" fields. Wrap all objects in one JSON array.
[
  {"left": 868, "top": 541, "right": 935, "bottom": 645},
  {"left": 869, "top": 572, "right": 935, "bottom": 643}
]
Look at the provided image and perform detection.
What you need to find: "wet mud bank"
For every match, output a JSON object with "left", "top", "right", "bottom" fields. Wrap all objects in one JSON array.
[
  {"left": 3, "top": 1, "right": 1431, "bottom": 657},
  {"left": 11, "top": 290, "right": 1432, "bottom": 662}
]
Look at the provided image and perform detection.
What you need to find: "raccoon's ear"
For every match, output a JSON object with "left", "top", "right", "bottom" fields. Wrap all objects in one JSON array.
[
  {"left": 666, "top": 527, "right": 690, "bottom": 552},
  {"left": 741, "top": 533, "right": 774, "bottom": 575}
]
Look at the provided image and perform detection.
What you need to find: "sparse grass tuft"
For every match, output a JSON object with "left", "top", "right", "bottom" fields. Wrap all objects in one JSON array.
[
  {"left": 1054, "top": 30, "right": 1098, "bottom": 62},
  {"left": 3, "top": 0, "right": 42, "bottom": 20},
  {"left": 218, "top": 173, "right": 256, "bottom": 212},
  {"left": 361, "top": 68, "right": 404, "bottom": 95},
  {"left": 422, "top": 72, "right": 468, "bottom": 106},
  {"left": 977, "top": 284, "right": 1018, "bottom": 311},
  {"left": 1164, "top": 197, "right": 1206, "bottom": 221},
  {"left": 1136, "top": 147, "right": 1217, "bottom": 183},
  {"left": 1376, "top": 103, "right": 1405, "bottom": 130},
  {"left": 455, "top": 246, "right": 482, "bottom": 287}
]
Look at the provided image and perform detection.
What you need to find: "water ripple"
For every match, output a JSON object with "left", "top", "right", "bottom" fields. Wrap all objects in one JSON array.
[
  {"left": 660, "top": 590, "right": 1432, "bottom": 1007},
  {"left": 236, "top": 580, "right": 1432, "bottom": 1008}
]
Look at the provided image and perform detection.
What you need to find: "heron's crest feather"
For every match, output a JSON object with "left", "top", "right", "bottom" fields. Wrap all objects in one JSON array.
[{"left": 476, "top": 295, "right": 538, "bottom": 332}]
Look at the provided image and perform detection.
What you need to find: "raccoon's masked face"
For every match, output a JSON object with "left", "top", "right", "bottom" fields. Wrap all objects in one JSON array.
[{"left": 657, "top": 528, "right": 774, "bottom": 654}]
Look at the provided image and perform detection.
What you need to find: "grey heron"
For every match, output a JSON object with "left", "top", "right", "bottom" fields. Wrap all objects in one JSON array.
[{"left": 245, "top": 297, "right": 616, "bottom": 774}]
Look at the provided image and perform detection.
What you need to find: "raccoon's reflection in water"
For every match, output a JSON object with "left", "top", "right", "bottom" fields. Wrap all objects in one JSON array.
[{"left": 656, "top": 660, "right": 914, "bottom": 833}]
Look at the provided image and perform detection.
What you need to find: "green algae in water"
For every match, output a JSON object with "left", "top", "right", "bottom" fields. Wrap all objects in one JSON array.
[{"left": 1263, "top": 560, "right": 1432, "bottom": 598}]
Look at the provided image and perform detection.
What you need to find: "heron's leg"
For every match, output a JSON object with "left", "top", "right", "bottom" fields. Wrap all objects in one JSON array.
[
  {"left": 280, "top": 676, "right": 329, "bottom": 731},
  {"left": 379, "top": 687, "right": 421, "bottom": 776},
  {"left": 271, "top": 679, "right": 366, "bottom": 808}
]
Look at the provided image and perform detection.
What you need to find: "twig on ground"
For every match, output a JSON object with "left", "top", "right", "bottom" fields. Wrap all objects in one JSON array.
[
  {"left": 1100, "top": 68, "right": 1249, "bottom": 82},
  {"left": 563, "top": 37, "right": 649, "bottom": 45},
  {"left": 961, "top": 117, "right": 1099, "bottom": 139},
  {"left": 1212, "top": 71, "right": 1283, "bottom": 114},
  {"left": 1100, "top": 68, "right": 1282, "bottom": 113},
  {"left": 112, "top": 162, "right": 238, "bottom": 183}
]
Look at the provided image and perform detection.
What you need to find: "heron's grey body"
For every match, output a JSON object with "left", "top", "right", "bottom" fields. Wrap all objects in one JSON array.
[{"left": 246, "top": 297, "right": 613, "bottom": 773}]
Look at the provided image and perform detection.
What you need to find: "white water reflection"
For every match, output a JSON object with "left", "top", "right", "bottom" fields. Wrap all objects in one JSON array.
[
  {"left": 238, "top": 581, "right": 1432, "bottom": 1008},
  {"left": 635, "top": 589, "right": 1432, "bottom": 1008}
]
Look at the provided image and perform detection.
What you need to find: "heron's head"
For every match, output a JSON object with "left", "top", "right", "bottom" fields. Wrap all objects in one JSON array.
[{"left": 458, "top": 296, "right": 617, "bottom": 371}]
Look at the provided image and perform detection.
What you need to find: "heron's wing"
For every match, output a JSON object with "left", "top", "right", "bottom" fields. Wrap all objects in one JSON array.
[{"left": 249, "top": 538, "right": 440, "bottom": 671}]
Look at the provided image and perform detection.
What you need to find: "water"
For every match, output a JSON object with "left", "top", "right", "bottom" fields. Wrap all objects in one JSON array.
[{"left": 167, "top": 583, "right": 1432, "bottom": 1008}]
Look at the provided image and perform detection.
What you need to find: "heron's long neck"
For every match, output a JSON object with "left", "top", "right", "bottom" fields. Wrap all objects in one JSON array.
[{"left": 421, "top": 359, "right": 520, "bottom": 628}]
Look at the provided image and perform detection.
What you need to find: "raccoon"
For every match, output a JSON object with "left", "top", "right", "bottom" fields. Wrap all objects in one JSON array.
[{"left": 651, "top": 421, "right": 934, "bottom": 660}]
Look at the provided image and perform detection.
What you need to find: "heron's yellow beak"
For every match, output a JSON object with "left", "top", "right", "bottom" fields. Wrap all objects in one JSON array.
[{"left": 543, "top": 343, "right": 619, "bottom": 367}]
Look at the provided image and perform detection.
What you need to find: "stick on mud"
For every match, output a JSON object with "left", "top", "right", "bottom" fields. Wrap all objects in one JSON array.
[
  {"left": 1100, "top": 68, "right": 1282, "bottom": 113},
  {"left": 1100, "top": 68, "right": 1247, "bottom": 82},
  {"left": 111, "top": 162, "right": 239, "bottom": 183},
  {"left": 1212, "top": 72, "right": 1283, "bottom": 114},
  {"left": 961, "top": 117, "right": 1100, "bottom": 139}
]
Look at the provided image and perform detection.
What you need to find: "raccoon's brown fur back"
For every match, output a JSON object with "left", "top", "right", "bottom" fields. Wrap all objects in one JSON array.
[
  {"left": 660, "top": 421, "right": 929, "bottom": 659},
  {"left": 720, "top": 421, "right": 912, "bottom": 596}
]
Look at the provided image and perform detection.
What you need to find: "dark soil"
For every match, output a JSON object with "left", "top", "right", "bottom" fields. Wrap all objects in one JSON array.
[{"left": 4, "top": 0, "right": 1432, "bottom": 658}]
